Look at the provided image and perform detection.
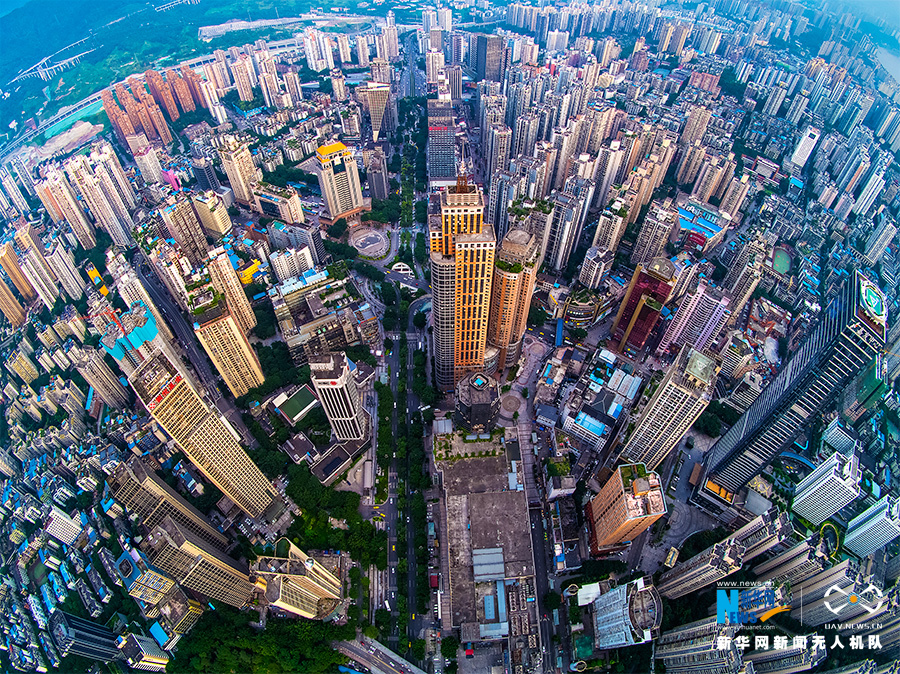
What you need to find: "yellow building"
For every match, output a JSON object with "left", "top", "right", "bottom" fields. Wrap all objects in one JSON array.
[
  {"left": 487, "top": 228, "right": 540, "bottom": 372},
  {"left": 316, "top": 141, "right": 364, "bottom": 222},
  {"left": 430, "top": 177, "right": 495, "bottom": 391},
  {"left": 193, "top": 301, "right": 265, "bottom": 398},
  {"left": 586, "top": 463, "right": 666, "bottom": 554},
  {"left": 129, "top": 351, "right": 276, "bottom": 518}
]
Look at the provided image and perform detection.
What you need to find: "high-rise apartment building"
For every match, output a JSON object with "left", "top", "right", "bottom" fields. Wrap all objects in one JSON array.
[
  {"left": 269, "top": 247, "right": 315, "bottom": 282},
  {"left": 681, "top": 106, "right": 712, "bottom": 148},
  {"left": 144, "top": 516, "right": 256, "bottom": 608},
  {"left": 36, "top": 166, "right": 97, "bottom": 250},
  {"left": 316, "top": 142, "right": 364, "bottom": 221},
  {"left": 50, "top": 611, "right": 121, "bottom": 662},
  {"left": 631, "top": 202, "right": 676, "bottom": 267},
  {"left": 130, "top": 351, "right": 276, "bottom": 517},
  {"left": 586, "top": 463, "right": 666, "bottom": 553},
  {"left": 654, "top": 617, "right": 743, "bottom": 674},
  {"left": 792, "top": 452, "right": 861, "bottom": 526},
  {"left": 656, "top": 281, "right": 730, "bottom": 355},
  {"left": 698, "top": 272, "right": 886, "bottom": 506},
  {"left": 20, "top": 246, "right": 59, "bottom": 310},
  {"left": 109, "top": 457, "right": 229, "bottom": 550},
  {"left": 117, "top": 633, "right": 170, "bottom": 671},
  {"left": 45, "top": 241, "right": 85, "bottom": 301},
  {"left": 192, "top": 191, "right": 232, "bottom": 239},
  {"left": 719, "top": 174, "right": 751, "bottom": 219},
  {"left": 862, "top": 216, "right": 897, "bottom": 267},
  {"left": 591, "top": 203, "right": 628, "bottom": 254},
  {"left": 487, "top": 229, "right": 540, "bottom": 371},
  {"left": 309, "top": 352, "right": 367, "bottom": 442},
  {"left": 207, "top": 247, "right": 256, "bottom": 335},
  {"left": 753, "top": 535, "right": 829, "bottom": 586},
  {"left": 621, "top": 347, "right": 718, "bottom": 470},
  {"left": 0, "top": 278, "right": 25, "bottom": 327},
  {"left": 612, "top": 258, "right": 677, "bottom": 353},
  {"left": 579, "top": 246, "right": 614, "bottom": 289},
  {"left": 45, "top": 504, "right": 82, "bottom": 545},
  {"left": 430, "top": 178, "right": 495, "bottom": 390},
  {"left": 194, "top": 302, "right": 265, "bottom": 398},
  {"left": 0, "top": 242, "right": 36, "bottom": 302},
  {"left": 743, "top": 638, "right": 826, "bottom": 673},
  {"left": 160, "top": 197, "right": 208, "bottom": 266},
  {"left": 656, "top": 538, "right": 744, "bottom": 599},
  {"left": 356, "top": 36, "right": 370, "bottom": 67},
  {"left": 71, "top": 346, "right": 129, "bottom": 408},
  {"left": 218, "top": 137, "right": 258, "bottom": 205},
  {"left": 844, "top": 496, "right": 900, "bottom": 558},
  {"left": 789, "top": 126, "right": 821, "bottom": 169},
  {"left": 590, "top": 577, "right": 662, "bottom": 650},
  {"left": 253, "top": 540, "right": 343, "bottom": 619}
]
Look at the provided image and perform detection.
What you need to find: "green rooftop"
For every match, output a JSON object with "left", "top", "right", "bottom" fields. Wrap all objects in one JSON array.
[{"left": 278, "top": 385, "right": 319, "bottom": 423}]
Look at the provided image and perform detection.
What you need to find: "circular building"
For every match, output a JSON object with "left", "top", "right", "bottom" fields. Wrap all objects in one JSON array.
[{"left": 454, "top": 372, "right": 501, "bottom": 433}]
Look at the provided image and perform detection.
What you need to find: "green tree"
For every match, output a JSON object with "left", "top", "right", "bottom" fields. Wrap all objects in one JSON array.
[
  {"left": 410, "top": 639, "right": 427, "bottom": 660},
  {"left": 441, "top": 636, "right": 460, "bottom": 660},
  {"left": 413, "top": 312, "right": 427, "bottom": 329},
  {"left": 528, "top": 306, "right": 549, "bottom": 326},
  {"left": 543, "top": 591, "right": 562, "bottom": 611}
]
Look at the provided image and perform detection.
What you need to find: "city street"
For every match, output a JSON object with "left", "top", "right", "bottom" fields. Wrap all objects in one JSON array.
[{"left": 131, "top": 253, "right": 253, "bottom": 445}]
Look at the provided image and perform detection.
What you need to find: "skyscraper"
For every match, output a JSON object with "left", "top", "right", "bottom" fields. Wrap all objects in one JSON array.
[
  {"left": 620, "top": 347, "right": 718, "bottom": 470},
  {"left": 486, "top": 228, "right": 540, "bottom": 371},
  {"left": 50, "top": 611, "right": 121, "bottom": 662},
  {"left": 316, "top": 142, "right": 364, "bottom": 221},
  {"left": 218, "top": 137, "right": 258, "bottom": 205},
  {"left": 117, "top": 633, "right": 170, "bottom": 671},
  {"left": 792, "top": 452, "right": 861, "bottom": 526},
  {"left": 579, "top": 246, "right": 614, "bottom": 289},
  {"left": 143, "top": 516, "right": 256, "bottom": 608},
  {"left": 308, "top": 352, "right": 367, "bottom": 442},
  {"left": 161, "top": 197, "right": 209, "bottom": 267},
  {"left": 430, "top": 177, "right": 495, "bottom": 390},
  {"left": 656, "top": 281, "right": 730, "bottom": 355},
  {"left": 654, "top": 617, "right": 743, "bottom": 674},
  {"left": 589, "top": 577, "right": 662, "bottom": 650},
  {"left": 680, "top": 106, "right": 711, "bottom": 146},
  {"left": 698, "top": 272, "right": 887, "bottom": 506},
  {"left": 475, "top": 34, "right": 503, "bottom": 81},
  {"left": 0, "top": 242, "right": 36, "bottom": 302},
  {"left": 586, "top": 463, "right": 666, "bottom": 553},
  {"left": 862, "top": 216, "right": 897, "bottom": 267},
  {"left": 71, "top": 346, "right": 129, "bottom": 408},
  {"left": 109, "top": 457, "right": 229, "bottom": 550},
  {"left": 129, "top": 351, "right": 276, "bottom": 517},
  {"left": 253, "top": 539, "right": 343, "bottom": 619},
  {"left": 35, "top": 166, "right": 96, "bottom": 250},
  {"left": 191, "top": 156, "right": 220, "bottom": 192},
  {"left": 612, "top": 258, "right": 677, "bottom": 353},
  {"left": 362, "top": 83, "right": 390, "bottom": 142},
  {"left": 194, "top": 302, "right": 265, "bottom": 398},
  {"left": 656, "top": 538, "right": 744, "bottom": 599},
  {"left": 0, "top": 278, "right": 25, "bottom": 327},
  {"left": 631, "top": 203, "right": 676, "bottom": 267},
  {"left": 45, "top": 241, "right": 85, "bottom": 301},
  {"left": 356, "top": 35, "right": 370, "bottom": 67},
  {"left": 208, "top": 247, "right": 256, "bottom": 335},
  {"left": 20, "top": 246, "right": 59, "bottom": 310},
  {"left": 789, "top": 126, "right": 821, "bottom": 169},
  {"left": 844, "top": 496, "right": 900, "bottom": 558}
]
